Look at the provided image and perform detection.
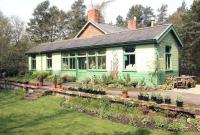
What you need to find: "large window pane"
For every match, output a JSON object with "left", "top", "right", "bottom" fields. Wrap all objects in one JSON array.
[
  {"left": 70, "top": 58, "right": 76, "bottom": 69},
  {"left": 98, "top": 56, "right": 106, "bottom": 69},
  {"left": 88, "top": 57, "right": 96, "bottom": 69},
  {"left": 78, "top": 57, "right": 87, "bottom": 69},
  {"left": 62, "top": 58, "right": 69, "bottom": 69}
]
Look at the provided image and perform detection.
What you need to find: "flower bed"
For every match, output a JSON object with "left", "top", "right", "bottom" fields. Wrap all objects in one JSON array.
[{"left": 61, "top": 96, "right": 200, "bottom": 132}]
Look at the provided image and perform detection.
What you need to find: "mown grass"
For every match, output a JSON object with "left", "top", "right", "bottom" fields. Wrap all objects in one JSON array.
[{"left": 0, "top": 90, "right": 199, "bottom": 135}]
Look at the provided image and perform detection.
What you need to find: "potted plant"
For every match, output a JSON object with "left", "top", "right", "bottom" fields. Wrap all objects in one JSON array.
[
  {"left": 57, "top": 78, "right": 63, "bottom": 89},
  {"left": 176, "top": 96, "right": 183, "bottom": 107},
  {"left": 138, "top": 92, "right": 143, "bottom": 100},
  {"left": 121, "top": 87, "right": 128, "bottom": 98},
  {"left": 52, "top": 75, "right": 57, "bottom": 88},
  {"left": 164, "top": 95, "right": 171, "bottom": 104},
  {"left": 156, "top": 94, "right": 163, "bottom": 104},
  {"left": 143, "top": 93, "right": 149, "bottom": 101},
  {"left": 151, "top": 93, "right": 156, "bottom": 101}
]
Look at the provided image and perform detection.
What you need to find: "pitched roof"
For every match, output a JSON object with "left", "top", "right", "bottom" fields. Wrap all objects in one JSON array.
[
  {"left": 75, "top": 21, "right": 129, "bottom": 37},
  {"left": 27, "top": 24, "right": 175, "bottom": 54}
]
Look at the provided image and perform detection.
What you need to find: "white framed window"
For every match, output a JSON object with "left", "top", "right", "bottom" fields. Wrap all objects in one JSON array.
[
  {"left": 46, "top": 54, "right": 52, "bottom": 70},
  {"left": 165, "top": 46, "right": 172, "bottom": 70},
  {"left": 124, "top": 47, "right": 136, "bottom": 70},
  {"left": 31, "top": 55, "right": 36, "bottom": 70}
]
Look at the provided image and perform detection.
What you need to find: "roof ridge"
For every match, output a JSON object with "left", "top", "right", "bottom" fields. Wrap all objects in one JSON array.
[{"left": 47, "top": 24, "right": 171, "bottom": 44}]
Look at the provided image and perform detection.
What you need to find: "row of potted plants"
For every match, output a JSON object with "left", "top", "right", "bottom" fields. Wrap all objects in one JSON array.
[
  {"left": 138, "top": 93, "right": 184, "bottom": 107},
  {"left": 78, "top": 85, "right": 106, "bottom": 95}
]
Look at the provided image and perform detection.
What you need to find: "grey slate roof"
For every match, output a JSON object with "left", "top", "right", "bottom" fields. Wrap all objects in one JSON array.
[
  {"left": 92, "top": 22, "right": 129, "bottom": 33},
  {"left": 26, "top": 24, "right": 171, "bottom": 54}
]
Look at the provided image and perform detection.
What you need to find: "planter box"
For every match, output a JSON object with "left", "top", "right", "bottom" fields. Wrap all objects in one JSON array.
[
  {"left": 143, "top": 96, "right": 149, "bottom": 101},
  {"left": 156, "top": 99, "right": 163, "bottom": 104},
  {"left": 165, "top": 99, "right": 171, "bottom": 104},
  {"left": 138, "top": 95, "right": 143, "bottom": 100},
  {"left": 151, "top": 96, "right": 156, "bottom": 101},
  {"left": 176, "top": 101, "right": 183, "bottom": 107}
]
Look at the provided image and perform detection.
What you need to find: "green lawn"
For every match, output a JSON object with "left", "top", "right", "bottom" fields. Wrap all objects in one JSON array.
[{"left": 0, "top": 90, "right": 199, "bottom": 135}]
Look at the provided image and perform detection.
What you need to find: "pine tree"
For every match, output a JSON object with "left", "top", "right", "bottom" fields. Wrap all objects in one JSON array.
[
  {"left": 116, "top": 15, "right": 126, "bottom": 27},
  {"left": 127, "top": 5, "right": 144, "bottom": 25},
  {"left": 67, "top": 0, "right": 86, "bottom": 38},
  {"left": 157, "top": 4, "right": 168, "bottom": 24}
]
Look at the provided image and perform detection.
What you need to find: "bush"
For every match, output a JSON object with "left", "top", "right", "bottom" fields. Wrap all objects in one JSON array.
[
  {"left": 101, "top": 74, "right": 113, "bottom": 85},
  {"left": 155, "top": 116, "right": 167, "bottom": 128},
  {"left": 32, "top": 71, "right": 51, "bottom": 82},
  {"left": 61, "top": 74, "right": 76, "bottom": 83},
  {"left": 167, "top": 119, "right": 186, "bottom": 132},
  {"left": 190, "top": 119, "right": 200, "bottom": 131}
]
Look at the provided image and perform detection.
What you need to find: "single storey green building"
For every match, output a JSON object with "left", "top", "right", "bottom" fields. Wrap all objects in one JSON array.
[{"left": 26, "top": 9, "right": 183, "bottom": 86}]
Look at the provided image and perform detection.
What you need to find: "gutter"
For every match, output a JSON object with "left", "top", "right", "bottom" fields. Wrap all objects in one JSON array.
[{"left": 26, "top": 39, "right": 157, "bottom": 55}]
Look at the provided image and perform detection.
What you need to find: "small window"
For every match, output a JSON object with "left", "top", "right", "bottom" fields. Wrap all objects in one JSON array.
[
  {"left": 98, "top": 49, "right": 106, "bottom": 55},
  {"left": 88, "top": 50, "right": 95, "bottom": 55},
  {"left": 124, "top": 47, "right": 136, "bottom": 70},
  {"left": 78, "top": 51, "right": 86, "bottom": 56},
  {"left": 165, "top": 46, "right": 172, "bottom": 70},
  {"left": 46, "top": 54, "right": 52, "bottom": 70},
  {"left": 31, "top": 55, "right": 36, "bottom": 70}
]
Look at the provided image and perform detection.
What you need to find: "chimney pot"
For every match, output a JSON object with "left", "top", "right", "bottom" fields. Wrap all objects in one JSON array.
[
  {"left": 128, "top": 17, "right": 137, "bottom": 30},
  {"left": 88, "top": 8, "right": 101, "bottom": 23}
]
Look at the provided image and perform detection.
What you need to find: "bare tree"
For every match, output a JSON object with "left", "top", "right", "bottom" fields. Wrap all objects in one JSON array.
[{"left": 10, "top": 16, "right": 24, "bottom": 45}]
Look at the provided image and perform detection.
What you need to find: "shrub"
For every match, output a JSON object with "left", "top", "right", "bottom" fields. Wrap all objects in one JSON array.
[
  {"left": 139, "top": 78, "right": 146, "bottom": 87},
  {"left": 61, "top": 74, "right": 76, "bottom": 83},
  {"left": 155, "top": 116, "right": 167, "bottom": 128},
  {"left": 82, "top": 77, "right": 91, "bottom": 84},
  {"left": 167, "top": 119, "right": 186, "bottom": 132},
  {"left": 141, "top": 117, "right": 151, "bottom": 126},
  {"left": 101, "top": 74, "right": 114, "bottom": 85},
  {"left": 32, "top": 71, "right": 51, "bottom": 82},
  {"left": 190, "top": 119, "right": 200, "bottom": 131}
]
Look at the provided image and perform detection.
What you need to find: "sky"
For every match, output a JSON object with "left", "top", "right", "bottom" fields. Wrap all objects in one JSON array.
[{"left": 0, "top": 0, "right": 194, "bottom": 24}]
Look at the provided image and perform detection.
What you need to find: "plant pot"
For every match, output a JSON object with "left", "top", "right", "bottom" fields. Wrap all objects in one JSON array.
[
  {"left": 176, "top": 101, "right": 183, "bottom": 107},
  {"left": 151, "top": 96, "right": 156, "bottom": 101},
  {"left": 165, "top": 99, "right": 171, "bottom": 104},
  {"left": 143, "top": 96, "right": 149, "bottom": 101},
  {"left": 156, "top": 99, "right": 163, "bottom": 104},
  {"left": 122, "top": 92, "right": 128, "bottom": 98},
  {"left": 138, "top": 95, "right": 143, "bottom": 100},
  {"left": 52, "top": 83, "right": 57, "bottom": 89}
]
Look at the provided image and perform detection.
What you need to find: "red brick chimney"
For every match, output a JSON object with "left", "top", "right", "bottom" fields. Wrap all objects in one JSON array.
[
  {"left": 88, "top": 8, "right": 101, "bottom": 23},
  {"left": 128, "top": 17, "right": 137, "bottom": 30}
]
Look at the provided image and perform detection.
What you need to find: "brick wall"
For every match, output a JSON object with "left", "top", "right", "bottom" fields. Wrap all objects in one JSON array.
[{"left": 78, "top": 24, "right": 104, "bottom": 38}]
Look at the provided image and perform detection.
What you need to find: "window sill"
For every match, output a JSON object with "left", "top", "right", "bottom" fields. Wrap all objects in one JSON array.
[
  {"left": 87, "top": 69, "right": 107, "bottom": 72},
  {"left": 61, "top": 69, "right": 76, "bottom": 71},
  {"left": 122, "top": 70, "right": 137, "bottom": 72}
]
